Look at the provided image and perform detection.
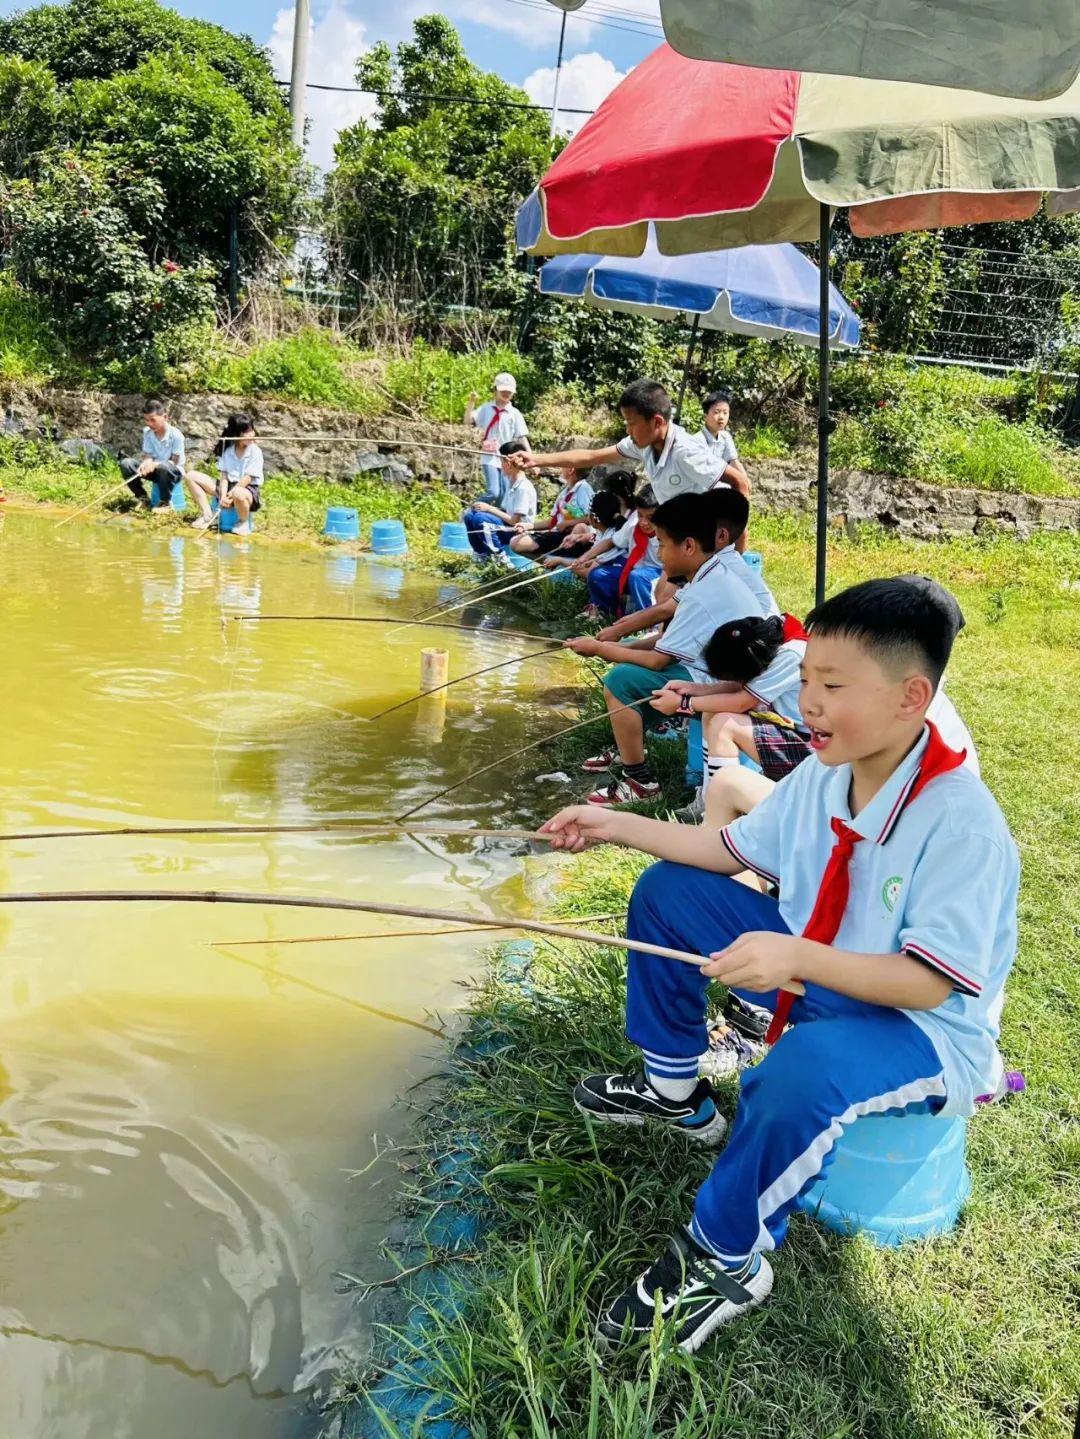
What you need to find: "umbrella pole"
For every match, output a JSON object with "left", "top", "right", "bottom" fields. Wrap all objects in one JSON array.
[
  {"left": 815, "top": 203, "right": 832, "bottom": 607},
  {"left": 674, "top": 314, "right": 701, "bottom": 424}
]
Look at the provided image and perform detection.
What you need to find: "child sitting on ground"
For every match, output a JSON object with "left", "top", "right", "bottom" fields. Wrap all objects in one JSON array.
[
  {"left": 541, "top": 576, "right": 1019, "bottom": 1353},
  {"left": 547, "top": 481, "right": 635, "bottom": 580},
  {"left": 699, "top": 388, "right": 749, "bottom": 494},
  {"left": 184, "top": 412, "right": 263, "bottom": 533},
  {"left": 565, "top": 490, "right": 768, "bottom": 807},
  {"left": 510, "top": 464, "right": 594, "bottom": 558},
  {"left": 461, "top": 440, "right": 538, "bottom": 558},
  {"left": 542, "top": 490, "right": 624, "bottom": 572},
  {"left": 583, "top": 489, "right": 662, "bottom": 619},
  {"left": 120, "top": 399, "right": 185, "bottom": 511}
]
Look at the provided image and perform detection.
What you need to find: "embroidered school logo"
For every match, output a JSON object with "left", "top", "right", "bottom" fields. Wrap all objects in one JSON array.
[{"left": 882, "top": 876, "right": 903, "bottom": 912}]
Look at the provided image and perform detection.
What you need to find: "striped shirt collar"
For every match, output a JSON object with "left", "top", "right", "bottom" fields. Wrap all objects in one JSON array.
[{"left": 828, "top": 725, "right": 930, "bottom": 846}]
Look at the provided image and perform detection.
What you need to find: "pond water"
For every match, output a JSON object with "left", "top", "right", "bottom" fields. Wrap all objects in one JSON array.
[{"left": 0, "top": 510, "right": 572, "bottom": 1438}]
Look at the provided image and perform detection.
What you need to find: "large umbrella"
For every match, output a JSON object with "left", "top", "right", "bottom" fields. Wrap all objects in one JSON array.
[
  {"left": 657, "top": 0, "right": 1080, "bottom": 101},
  {"left": 517, "top": 47, "right": 1080, "bottom": 599},
  {"left": 538, "top": 232, "right": 859, "bottom": 419}
]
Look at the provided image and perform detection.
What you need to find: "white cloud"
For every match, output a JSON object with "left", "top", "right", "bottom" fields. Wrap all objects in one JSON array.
[
  {"left": 267, "top": 3, "right": 376, "bottom": 171},
  {"left": 444, "top": 0, "right": 662, "bottom": 51},
  {"left": 523, "top": 50, "right": 630, "bottom": 134}
]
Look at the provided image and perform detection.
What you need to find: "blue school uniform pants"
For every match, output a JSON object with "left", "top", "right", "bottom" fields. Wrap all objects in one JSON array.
[
  {"left": 625, "top": 862, "right": 946, "bottom": 1264},
  {"left": 462, "top": 508, "right": 513, "bottom": 557},
  {"left": 587, "top": 560, "right": 661, "bottom": 615}
]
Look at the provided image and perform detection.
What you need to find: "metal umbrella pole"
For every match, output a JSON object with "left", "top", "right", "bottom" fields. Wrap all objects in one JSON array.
[{"left": 815, "top": 203, "right": 833, "bottom": 607}]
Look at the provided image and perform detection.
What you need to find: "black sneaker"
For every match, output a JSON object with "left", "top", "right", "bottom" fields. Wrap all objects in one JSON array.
[
  {"left": 597, "top": 1227, "right": 773, "bottom": 1353},
  {"left": 573, "top": 1071, "right": 727, "bottom": 1146}
]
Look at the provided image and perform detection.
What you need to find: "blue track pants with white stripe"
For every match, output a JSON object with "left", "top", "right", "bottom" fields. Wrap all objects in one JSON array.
[{"left": 626, "top": 862, "right": 946, "bottom": 1264}]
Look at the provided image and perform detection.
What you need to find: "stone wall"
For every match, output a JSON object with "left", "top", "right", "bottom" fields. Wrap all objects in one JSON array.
[{"left": 7, "top": 384, "right": 1080, "bottom": 539}]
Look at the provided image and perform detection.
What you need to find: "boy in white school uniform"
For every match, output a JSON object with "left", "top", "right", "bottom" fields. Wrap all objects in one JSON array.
[
  {"left": 120, "top": 398, "right": 185, "bottom": 511},
  {"left": 465, "top": 373, "right": 528, "bottom": 503},
  {"left": 699, "top": 388, "right": 749, "bottom": 493},
  {"left": 566, "top": 492, "right": 765, "bottom": 806},
  {"left": 510, "top": 379, "right": 738, "bottom": 506},
  {"left": 542, "top": 577, "right": 1019, "bottom": 1354},
  {"left": 462, "top": 439, "right": 538, "bottom": 557}
]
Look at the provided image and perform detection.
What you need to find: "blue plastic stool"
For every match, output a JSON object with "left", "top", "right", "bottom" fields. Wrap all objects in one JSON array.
[
  {"left": 742, "top": 550, "right": 763, "bottom": 573},
  {"left": 796, "top": 1111, "right": 970, "bottom": 1245},
  {"left": 687, "top": 715, "right": 704, "bottom": 782},
  {"left": 371, "top": 519, "right": 408, "bottom": 556},
  {"left": 152, "top": 479, "right": 187, "bottom": 512},
  {"left": 212, "top": 500, "right": 254, "bottom": 534},
  {"left": 324, "top": 506, "right": 360, "bottom": 541},
  {"left": 438, "top": 521, "right": 471, "bottom": 554}
]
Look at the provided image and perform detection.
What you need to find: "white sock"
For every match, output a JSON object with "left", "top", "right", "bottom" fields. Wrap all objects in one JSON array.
[
  {"left": 704, "top": 754, "right": 739, "bottom": 791},
  {"left": 645, "top": 1071, "right": 698, "bottom": 1101}
]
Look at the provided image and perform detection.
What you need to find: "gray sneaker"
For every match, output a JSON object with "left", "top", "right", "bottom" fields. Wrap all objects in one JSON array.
[{"left": 671, "top": 788, "right": 705, "bottom": 825}]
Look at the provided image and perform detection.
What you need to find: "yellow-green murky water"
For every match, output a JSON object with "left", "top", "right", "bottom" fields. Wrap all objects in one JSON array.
[{"left": 0, "top": 510, "right": 570, "bottom": 1437}]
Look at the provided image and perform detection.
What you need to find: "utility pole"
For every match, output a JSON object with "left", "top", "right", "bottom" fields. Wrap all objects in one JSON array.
[
  {"left": 546, "top": 0, "right": 586, "bottom": 147},
  {"left": 289, "top": 0, "right": 310, "bottom": 150}
]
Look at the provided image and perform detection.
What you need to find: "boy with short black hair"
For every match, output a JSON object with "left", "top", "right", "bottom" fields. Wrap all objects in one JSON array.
[
  {"left": 511, "top": 378, "right": 732, "bottom": 505},
  {"left": 581, "top": 487, "right": 662, "bottom": 617},
  {"left": 542, "top": 577, "right": 1019, "bottom": 1353},
  {"left": 567, "top": 491, "right": 765, "bottom": 806},
  {"left": 120, "top": 399, "right": 185, "bottom": 511},
  {"left": 461, "top": 439, "right": 539, "bottom": 558},
  {"left": 700, "top": 387, "right": 748, "bottom": 492}
]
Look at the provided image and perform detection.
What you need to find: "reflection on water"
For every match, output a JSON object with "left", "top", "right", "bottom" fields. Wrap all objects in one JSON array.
[{"left": 0, "top": 511, "right": 570, "bottom": 1439}]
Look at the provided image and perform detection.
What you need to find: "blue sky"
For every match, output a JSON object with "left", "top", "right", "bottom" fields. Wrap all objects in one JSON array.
[{"left": 0, "top": 0, "right": 663, "bottom": 167}]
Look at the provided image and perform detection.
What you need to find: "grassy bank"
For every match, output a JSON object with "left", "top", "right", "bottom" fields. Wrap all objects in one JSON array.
[{"left": 339, "top": 519, "right": 1080, "bottom": 1439}]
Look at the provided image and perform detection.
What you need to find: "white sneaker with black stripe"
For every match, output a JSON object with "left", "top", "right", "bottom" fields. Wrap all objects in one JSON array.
[
  {"left": 597, "top": 1227, "right": 774, "bottom": 1353},
  {"left": 573, "top": 1070, "right": 727, "bottom": 1146}
]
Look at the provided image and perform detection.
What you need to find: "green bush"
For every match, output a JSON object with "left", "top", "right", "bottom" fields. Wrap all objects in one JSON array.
[
  {"left": 0, "top": 274, "right": 64, "bottom": 382},
  {"left": 384, "top": 339, "right": 542, "bottom": 422},
  {"left": 177, "top": 328, "right": 384, "bottom": 412}
]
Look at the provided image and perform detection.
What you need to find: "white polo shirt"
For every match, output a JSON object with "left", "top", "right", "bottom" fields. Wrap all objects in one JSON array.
[
  {"left": 474, "top": 402, "right": 528, "bottom": 453},
  {"left": 720, "top": 724, "right": 1019, "bottom": 1115},
  {"left": 503, "top": 475, "right": 538, "bottom": 524},
  {"left": 616, "top": 422, "right": 723, "bottom": 503},
  {"left": 656, "top": 551, "right": 764, "bottom": 681},
  {"left": 712, "top": 544, "right": 780, "bottom": 617},
  {"left": 746, "top": 639, "right": 806, "bottom": 727},
  {"left": 219, "top": 442, "right": 264, "bottom": 488},
  {"left": 700, "top": 427, "right": 739, "bottom": 468}
]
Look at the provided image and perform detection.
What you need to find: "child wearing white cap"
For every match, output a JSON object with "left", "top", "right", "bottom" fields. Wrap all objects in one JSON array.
[{"left": 465, "top": 373, "right": 529, "bottom": 504}]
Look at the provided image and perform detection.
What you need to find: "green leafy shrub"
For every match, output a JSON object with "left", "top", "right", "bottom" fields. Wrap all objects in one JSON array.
[{"left": 384, "top": 340, "right": 542, "bottom": 422}]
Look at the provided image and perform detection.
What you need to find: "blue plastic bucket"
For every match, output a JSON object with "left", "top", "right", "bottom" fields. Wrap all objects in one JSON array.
[
  {"left": 371, "top": 519, "right": 408, "bottom": 556},
  {"left": 324, "top": 506, "right": 361, "bottom": 541},
  {"left": 152, "top": 479, "right": 187, "bottom": 512},
  {"left": 438, "top": 521, "right": 471, "bottom": 554},
  {"left": 796, "top": 1111, "right": 970, "bottom": 1245},
  {"left": 742, "top": 550, "right": 763, "bottom": 572},
  {"left": 212, "top": 500, "right": 254, "bottom": 535}
]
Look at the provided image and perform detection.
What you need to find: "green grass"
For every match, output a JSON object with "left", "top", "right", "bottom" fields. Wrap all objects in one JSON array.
[{"left": 338, "top": 514, "right": 1080, "bottom": 1439}]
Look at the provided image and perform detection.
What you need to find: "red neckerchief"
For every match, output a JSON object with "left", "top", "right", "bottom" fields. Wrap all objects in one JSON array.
[
  {"left": 782, "top": 612, "right": 808, "bottom": 641},
  {"left": 764, "top": 721, "right": 967, "bottom": 1044},
  {"left": 481, "top": 407, "right": 506, "bottom": 446},
  {"left": 616, "top": 524, "right": 651, "bottom": 605}
]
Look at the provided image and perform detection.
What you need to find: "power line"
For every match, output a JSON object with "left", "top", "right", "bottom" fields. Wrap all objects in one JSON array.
[
  {"left": 501, "top": 0, "right": 664, "bottom": 39},
  {"left": 272, "top": 78, "right": 594, "bottom": 114}
]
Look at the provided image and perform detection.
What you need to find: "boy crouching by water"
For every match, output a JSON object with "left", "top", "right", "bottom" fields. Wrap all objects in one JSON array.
[{"left": 542, "top": 578, "right": 1019, "bottom": 1353}]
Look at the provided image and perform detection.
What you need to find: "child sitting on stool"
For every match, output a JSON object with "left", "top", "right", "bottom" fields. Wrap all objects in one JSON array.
[
  {"left": 541, "top": 577, "right": 1019, "bottom": 1354},
  {"left": 184, "top": 413, "right": 263, "bottom": 534},
  {"left": 461, "top": 439, "right": 538, "bottom": 558},
  {"left": 120, "top": 398, "right": 185, "bottom": 511}
]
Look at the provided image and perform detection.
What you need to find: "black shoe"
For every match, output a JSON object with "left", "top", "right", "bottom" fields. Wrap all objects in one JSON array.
[
  {"left": 597, "top": 1227, "right": 774, "bottom": 1353},
  {"left": 573, "top": 1070, "right": 727, "bottom": 1146}
]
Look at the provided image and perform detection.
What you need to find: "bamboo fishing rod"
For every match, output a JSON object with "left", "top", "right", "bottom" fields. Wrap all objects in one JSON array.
[
  {"left": 387, "top": 566, "right": 555, "bottom": 637},
  {"left": 395, "top": 694, "right": 655, "bottom": 823},
  {"left": 211, "top": 912, "right": 623, "bottom": 947},
  {"left": 0, "top": 890, "right": 803, "bottom": 994},
  {"left": 364, "top": 645, "right": 564, "bottom": 722},
  {"left": 229, "top": 616, "right": 551, "bottom": 645},
  {"left": 53, "top": 477, "right": 134, "bottom": 529},
  {"left": 0, "top": 822, "right": 547, "bottom": 844}
]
